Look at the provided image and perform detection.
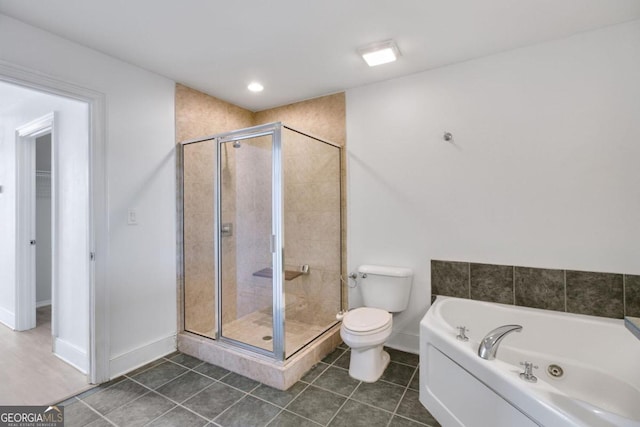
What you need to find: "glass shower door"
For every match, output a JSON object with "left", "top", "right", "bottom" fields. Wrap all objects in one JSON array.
[
  {"left": 218, "top": 130, "right": 278, "bottom": 354},
  {"left": 281, "top": 126, "right": 342, "bottom": 357},
  {"left": 182, "top": 138, "right": 217, "bottom": 339}
]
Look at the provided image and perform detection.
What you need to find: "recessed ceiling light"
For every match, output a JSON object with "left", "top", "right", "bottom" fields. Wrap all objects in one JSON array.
[
  {"left": 247, "top": 82, "right": 264, "bottom": 92},
  {"left": 358, "top": 40, "right": 401, "bottom": 67}
]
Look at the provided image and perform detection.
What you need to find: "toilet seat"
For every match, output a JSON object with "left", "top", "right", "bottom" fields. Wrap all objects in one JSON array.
[{"left": 343, "top": 307, "right": 391, "bottom": 333}]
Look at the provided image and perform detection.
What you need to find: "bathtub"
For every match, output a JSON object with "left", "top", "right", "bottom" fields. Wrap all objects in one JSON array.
[{"left": 419, "top": 296, "right": 640, "bottom": 427}]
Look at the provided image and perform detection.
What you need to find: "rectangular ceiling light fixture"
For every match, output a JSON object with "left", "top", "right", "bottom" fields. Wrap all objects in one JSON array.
[{"left": 358, "top": 39, "right": 400, "bottom": 67}]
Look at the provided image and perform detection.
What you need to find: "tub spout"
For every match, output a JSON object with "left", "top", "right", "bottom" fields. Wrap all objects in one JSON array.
[{"left": 478, "top": 324, "right": 522, "bottom": 360}]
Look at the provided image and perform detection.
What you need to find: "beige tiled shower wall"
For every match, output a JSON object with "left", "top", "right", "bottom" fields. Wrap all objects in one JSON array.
[
  {"left": 177, "top": 84, "right": 254, "bottom": 336},
  {"left": 232, "top": 136, "right": 274, "bottom": 319},
  {"left": 176, "top": 84, "right": 347, "bottom": 336},
  {"left": 282, "top": 128, "right": 342, "bottom": 326},
  {"left": 182, "top": 141, "right": 216, "bottom": 336},
  {"left": 254, "top": 94, "right": 347, "bottom": 317}
]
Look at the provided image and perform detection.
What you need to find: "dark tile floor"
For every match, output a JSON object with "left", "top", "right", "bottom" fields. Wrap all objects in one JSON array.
[{"left": 59, "top": 344, "right": 440, "bottom": 427}]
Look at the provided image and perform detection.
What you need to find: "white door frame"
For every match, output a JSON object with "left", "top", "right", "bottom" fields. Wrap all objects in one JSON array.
[
  {"left": 15, "top": 113, "right": 55, "bottom": 333},
  {"left": 1, "top": 60, "right": 109, "bottom": 384}
]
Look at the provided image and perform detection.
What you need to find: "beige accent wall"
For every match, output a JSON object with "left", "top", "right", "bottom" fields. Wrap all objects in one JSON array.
[
  {"left": 254, "top": 93, "right": 346, "bottom": 146},
  {"left": 176, "top": 84, "right": 347, "bottom": 341},
  {"left": 177, "top": 84, "right": 253, "bottom": 337},
  {"left": 176, "top": 84, "right": 254, "bottom": 141},
  {"left": 282, "top": 128, "right": 342, "bottom": 330},
  {"left": 257, "top": 94, "right": 347, "bottom": 316}
]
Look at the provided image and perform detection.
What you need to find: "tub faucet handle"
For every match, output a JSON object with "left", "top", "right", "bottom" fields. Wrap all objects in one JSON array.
[
  {"left": 519, "top": 361, "right": 538, "bottom": 383},
  {"left": 456, "top": 326, "right": 469, "bottom": 342}
]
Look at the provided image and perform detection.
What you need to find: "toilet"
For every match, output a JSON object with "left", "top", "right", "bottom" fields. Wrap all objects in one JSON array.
[{"left": 340, "top": 264, "right": 413, "bottom": 382}]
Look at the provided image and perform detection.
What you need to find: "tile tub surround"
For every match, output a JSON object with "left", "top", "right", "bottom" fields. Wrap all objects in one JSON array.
[
  {"left": 60, "top": 346, "right": 437, "bottom": 427},
  {"left": 431, "top": 260, "right": 640, "bottom": 319}
]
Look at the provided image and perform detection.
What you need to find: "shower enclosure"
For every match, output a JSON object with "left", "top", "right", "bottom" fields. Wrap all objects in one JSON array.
[{"left": 179, "top": 122, "right": 342, "bottom": 361}]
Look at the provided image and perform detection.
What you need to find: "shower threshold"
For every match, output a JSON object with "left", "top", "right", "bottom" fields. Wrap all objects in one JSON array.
[{"left": 178, "top": 322, "right": 341, "bottom": 390}]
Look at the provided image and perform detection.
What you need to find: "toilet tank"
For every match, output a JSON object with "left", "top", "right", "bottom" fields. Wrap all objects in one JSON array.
[{"left": 358, "top": 265, "right": 413, "bottom": 313}]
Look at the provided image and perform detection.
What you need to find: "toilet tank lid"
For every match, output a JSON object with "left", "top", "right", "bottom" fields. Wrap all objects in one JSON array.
[{"left": 358, "top": 264, "right": 413, "bottom": 278}]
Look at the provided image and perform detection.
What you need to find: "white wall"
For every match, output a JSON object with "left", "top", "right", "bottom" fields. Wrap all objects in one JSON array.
[
  {"left": 346, "top": 20, "right": 640, "bottom": 352},
  {"left": 0, "top": 14, "right": 177, "bottom": 378}
]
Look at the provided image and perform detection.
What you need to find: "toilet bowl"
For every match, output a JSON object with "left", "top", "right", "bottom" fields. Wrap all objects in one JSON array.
[{"left": 340, "top": 307, "right": 393, "bottom": 382}]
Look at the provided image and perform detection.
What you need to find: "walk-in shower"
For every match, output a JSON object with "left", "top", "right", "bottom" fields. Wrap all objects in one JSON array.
[{"left": 179, "top": 122, "right": 343, "bottom": 362}]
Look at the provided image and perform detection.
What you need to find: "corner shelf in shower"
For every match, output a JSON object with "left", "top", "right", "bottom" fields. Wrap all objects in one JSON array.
[{"left": 253, "top": 267, "right": 303, "bottom": 281}]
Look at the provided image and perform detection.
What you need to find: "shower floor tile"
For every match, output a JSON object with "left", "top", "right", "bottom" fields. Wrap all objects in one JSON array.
[
  {"left": 60, "top": 347, "right": 439, "bottom": 427},
  {"left": 220, "top": 311, "right": 329, "bottom": 356}
]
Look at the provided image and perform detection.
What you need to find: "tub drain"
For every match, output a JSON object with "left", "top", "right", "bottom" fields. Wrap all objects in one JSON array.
[
  {"left": 262, "top": 335, "right": 272, "bottom": 341},
  {"left": 547, "top": 364, "right": 564, "bottom": 378}
]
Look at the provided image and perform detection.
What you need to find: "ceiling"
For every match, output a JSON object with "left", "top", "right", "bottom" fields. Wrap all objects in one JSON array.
[{"left": 1, "top": 0, "right": 640, "bottom": 111}]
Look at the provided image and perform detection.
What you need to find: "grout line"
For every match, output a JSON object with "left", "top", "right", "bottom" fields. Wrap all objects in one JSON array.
[
  {"left": 211, "top": 393, "right": 250, "bottom": 424},
  {"left": 324, "top": 380, "right": 360, "bottom": 426},
  {"left": 160, "top": 357, "right": 194, "bottom": 370},
  {"left": 393, "top": 365, "right": 434, "bottom": 426},
  {"left": 624, "top": 274, "right": 628, "bottom": 316},
  {"left": 174, "top": 404, "right": 213, "bottom": 425},
  {"left": 468, "top": 263, "right": 471, "bottom": 299},
  {"left": 392, "top": 414, "right": 433, "bottom": 426},
  {"left": 77, "top": 351, "right": 429, "bottom": 427},
  {"left": 281, "top": 385, "right": 313, "bottom": 412},
  {"left": 75, "top": 398, "right": 118, "bottom": 426},
  {"left": 388, "top": 388, "right": 408, "bottom": 426},
  {"left": 382, "top": 356, "right": 419, "bottom": 369},
  {"left": 563, "top": 270, "right": 567, "bottom": 312},
  {"left": 274, "top": 380, "right": 315, "bottom": 426},
  {"left": 512, "top": 266, "right": 516, "bottom": 305},
  {"left": 269, "top": 409, "right": 324, "bottom": 426},
  {"left": 302, "top": 382, "right": 358, "bottom": 400},
  {"left": 125, "top": 369, "right": 190, "bottom": 392},
  {"left": 263, "top": 407, "right": 286, "bottom": 424},
  {"left": 142, "top": 404, "right": 181, "bottom": 427},
  {"left": 250, "top": 383, "right": 310, "bottom": 412},
  {"left": 298, "top": 366, "right": 330, "bottom": 385}
]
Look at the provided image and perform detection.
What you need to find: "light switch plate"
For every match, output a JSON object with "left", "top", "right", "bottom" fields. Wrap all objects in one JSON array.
[{"left": 127, "top": 208, "right": 138, "bottom": 225}]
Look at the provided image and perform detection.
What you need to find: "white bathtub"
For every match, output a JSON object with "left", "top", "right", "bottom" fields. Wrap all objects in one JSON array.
[{"left": 419, "top": 296, "right": 640, "bottom": 427}]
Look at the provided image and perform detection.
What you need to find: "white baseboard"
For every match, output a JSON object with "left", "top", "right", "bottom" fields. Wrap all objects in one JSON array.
[
  {"left": 109, "top": 334, "right": 176, "bottom": 379},
  {"left": 0, "top": 306, "right": 15, "bottom": 330},
  {"left": 387, "top": 331, "right": 419, "bottom": 354},
  {"left": 54, "top": 337, "right": 88, "bottom": 374},
  {"left": 36, "top": 299, "right": 52, "bottom": 308}
]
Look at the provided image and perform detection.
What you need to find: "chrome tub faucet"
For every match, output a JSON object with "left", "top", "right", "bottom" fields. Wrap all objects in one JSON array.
[{"left": 478, "top": 324, "right": 523, "bottom": 360}]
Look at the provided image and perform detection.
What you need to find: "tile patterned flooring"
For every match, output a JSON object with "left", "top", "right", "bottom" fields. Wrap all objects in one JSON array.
[{"left": 60, "top": 344, "right": 440, "bottom": 427}]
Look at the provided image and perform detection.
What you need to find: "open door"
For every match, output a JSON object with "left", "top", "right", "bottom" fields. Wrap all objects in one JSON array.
[{"left": 15, "top": 113, "right": 54, "bottom": 332}]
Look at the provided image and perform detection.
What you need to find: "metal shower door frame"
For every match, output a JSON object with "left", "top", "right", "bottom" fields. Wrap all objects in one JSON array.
[{"left": 214, "top": 122, "right": 286, "bottom": 361}]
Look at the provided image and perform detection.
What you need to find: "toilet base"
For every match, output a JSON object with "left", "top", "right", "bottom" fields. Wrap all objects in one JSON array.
[{"left": 348, "top": 346, "right": 390, "bottom": 382}]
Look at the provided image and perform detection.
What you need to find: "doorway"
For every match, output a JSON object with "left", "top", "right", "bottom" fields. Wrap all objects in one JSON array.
[
  {"left": 0, "top": 65, "right": 108, "bottom": 401},
  {"left": 15, "top": 114, "right": 55, "bottom": 334},
  {"left": 9, "top": 102, "right": 90, "bottom": 403},
  {"left": 35, "top": 133, "right": 53, "bottom": 331}
]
